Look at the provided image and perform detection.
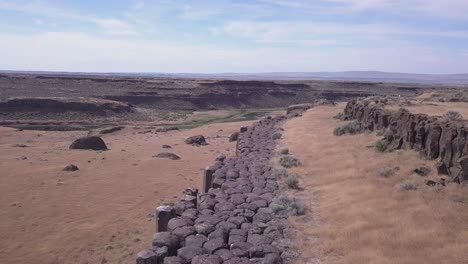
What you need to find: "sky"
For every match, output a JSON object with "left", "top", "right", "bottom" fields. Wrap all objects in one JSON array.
[{"left": 0, "top": 0, "right": 467, "bottom": 74}]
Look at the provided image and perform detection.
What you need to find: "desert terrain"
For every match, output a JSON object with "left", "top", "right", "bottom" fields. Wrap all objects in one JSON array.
[
  {"left": 0, "top": 120, "right": 254, "bottom": 264},
  {"left": 1, "top": 73, "right": 468, "bottom": 264},
  {"left": 282, "top": 101, "right": 468, "bottom": 263}
]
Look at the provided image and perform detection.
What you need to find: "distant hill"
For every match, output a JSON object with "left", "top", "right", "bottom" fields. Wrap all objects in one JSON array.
[
  {"left": 166, "top": 71, "right": 468, "bottom": 84},
  {"left": 1, "top": 70, "right": 468, "bottom": 84}
]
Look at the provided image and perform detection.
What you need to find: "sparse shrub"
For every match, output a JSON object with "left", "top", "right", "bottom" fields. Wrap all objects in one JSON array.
[
  {"left": 273, "top": 167, "right": 288, "bottom": 177},
  {"left": 383, "top": 130, "right": 394, "bottom": 141},
  {"left": 398, "top": 107, "right": 410, "bottom": 113},
  {"left": 280, "top": 148, "right": 289, "bottom": 155},
  {"left": 156, "top": 126, "right": 179, "bottom": 132},
  {"left": 378, "top": 166, "right": 393, "bottom": 177},
  {"left": 270, "top": 195, "right": 305, "bottom": 216},
  {"left": 375, "top": 138, "right": 390, "bottom": 152},
  {"left": 279, "top": 154, "right": 301, "bottom": 168},
  {"left": 333, "top": 112, "right": 345, "bottom": 120},
  {"left": 285, "top": 174, "right": 300, "bottom": 189},
  {"left": 443, "top": 111, "right": 463, "bottom": 121},
  {"left": 376, "top": 130, "right": 385, "bottom": 137},
  {"left": 400, "top": 180, "right": 416, "bottom": 191},
  {"left": 333, "top": 121, "right": 362, "bottom": 136}
]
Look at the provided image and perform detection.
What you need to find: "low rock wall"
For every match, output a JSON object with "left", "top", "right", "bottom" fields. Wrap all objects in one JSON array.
[{"left": 137, "top": 115, "right": 296, "bottom": 264}]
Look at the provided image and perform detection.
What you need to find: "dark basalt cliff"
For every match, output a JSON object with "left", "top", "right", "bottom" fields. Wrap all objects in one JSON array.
[{"left": 343, "top": 100, "right": 468, "bottom": 183}]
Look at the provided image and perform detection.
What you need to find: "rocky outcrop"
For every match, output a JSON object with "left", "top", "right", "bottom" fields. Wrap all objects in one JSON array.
[
  {"left": 286, "top": 104, "right": 312, "bottom": 116},
  {"left": 343, "top": 100, "right": 468, "bottom": 182},
  {"left": 137, "top": 115, "right": 296, "bottom": 263},
  {"left": 0, "top": 97, "right": 133, "bottom": 114}
]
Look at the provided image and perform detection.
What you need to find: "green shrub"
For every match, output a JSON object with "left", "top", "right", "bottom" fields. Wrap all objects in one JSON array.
[
  {"left": 400, "top": 180, "right": 416, "bottom": 191},
  {"left": 378, "top": 166, "right": 393, "bottom": 177},
  {"left": 333, "top": 121, "right": 362, "bottom": 136},
  {"left": 270, "top": 195, "right": 305, "bottom": 216},
  {"left": 285, "top": 175, "right": 300, "bottom": 189},
  {"left": 279, "top": 155, "right": 301, "bottom": 168},
  {"left": 443, "top": 111, "right": 463, "bottom": 121},
  {"left": 375, "top": 138, "right": 390, "bottom": 152}
]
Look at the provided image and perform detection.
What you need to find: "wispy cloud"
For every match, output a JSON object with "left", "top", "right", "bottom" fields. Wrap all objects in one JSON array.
[
  {"left": 180, "top": 4, "right": 221, "bottom": 20},
  {"left": 214, "top": 20, "right": 468, "bottom": 44},
  {"left": 0, "top": 31, "right": 466, "bottom": 73},
  {"left": 0, "top": 0, "right": 467, "bottom": 73},
  {"left": 0, "top": 0, "right": 138, "bottom": 36},
  {"left": 93, "top": 18, "right": 137, "bottom": 36}
]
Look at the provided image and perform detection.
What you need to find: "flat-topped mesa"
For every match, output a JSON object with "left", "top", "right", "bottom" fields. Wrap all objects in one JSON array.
[
  {"left": 137, "top": 115, "right": 294, "bottom": 264},
  {"left": 343, "top": 99, "right": 468, "bottom": 183}
]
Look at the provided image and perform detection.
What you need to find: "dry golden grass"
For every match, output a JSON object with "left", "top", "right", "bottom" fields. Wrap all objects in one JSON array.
[
  {"left": 387, "top": 97, "right": 468, "bottom": 119},
  {"left": 282, "top": 104, "right": 468, "bottom": 264}
]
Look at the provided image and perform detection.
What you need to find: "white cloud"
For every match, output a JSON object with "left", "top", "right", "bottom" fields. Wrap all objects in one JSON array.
[
  {"left": 0, "top": 31, "right": 466, "bottom": 73},
  {"left": 326, "top": 0, "right": 468, "bottom": 19},
  {"left": 33, "top": 19, "right": 43, "bottom": 25},
  {"left": 93, "top": 18, "right": 138, "bottom": 36},
  {"left": 180, "top": 4, "right": 221, "bottom": 20},
  {"left": 214, "top": 20, "right": 468, "bottom": 44},
  {"left": 0, "top": 0, "right": 138, "bottom": 35}
]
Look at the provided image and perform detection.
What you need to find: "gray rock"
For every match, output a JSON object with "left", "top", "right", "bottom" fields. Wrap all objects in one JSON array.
[
  {"left": 153, "top": 152, "right": 181, "bottom": 160},
  {"left": 152, "top": 232, "right": 180, "bottom": 250},
  {"left": 203, "top": 237, "right": 228, "bottom": 253},
  {"left": 185, "top": 135, "right": 208, "bottom": 146},
  {"left": 192, "top": 254, "right": 223, "bottom": 264},
  {"left": 185, "top": 234, "right": 208, "bottom": 248},
  {"left": 63, "top": 164, "right": 79, "bottom": 171},
  {"left": 177, "top": 247, "right": 209, "bottom": 264}
]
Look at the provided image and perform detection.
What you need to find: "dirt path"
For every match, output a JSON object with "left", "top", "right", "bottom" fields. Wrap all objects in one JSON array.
[
  {"left": 282, "top": 104, "right": 468, "bottom": 264},
  {"left": 0, "top": 121, "right": 250, "bottom": 264}
]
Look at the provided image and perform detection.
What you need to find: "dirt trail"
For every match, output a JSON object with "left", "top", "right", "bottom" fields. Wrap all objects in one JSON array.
[
  {"left": 0, "top": 121, "right": 251, "bottom": 264},
  {"left": 282, "top": 104, "right": 468, "bottom": 264}
]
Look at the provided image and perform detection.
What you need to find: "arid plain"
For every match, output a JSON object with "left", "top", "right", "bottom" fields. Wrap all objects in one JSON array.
[{"left": 1, "top": 74, "right": 467, "bottom": 264}]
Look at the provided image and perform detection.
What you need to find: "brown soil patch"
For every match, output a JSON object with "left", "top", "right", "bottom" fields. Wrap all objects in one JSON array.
[
  {"left": 282, "top": 104, "right": 468, "bottom": 264},
  {"left": 0, "top": 121, "right": 250, "bottom": 264}
]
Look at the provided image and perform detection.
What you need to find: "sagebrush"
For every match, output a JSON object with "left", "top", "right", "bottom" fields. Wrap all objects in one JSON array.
[
  {"left": 375, "top": 138, "right": 390, "bottom": 152},
  {"left": 270, "top": 195, "right": 305, "bottom": 216},
  {"left": 285, "top": 174, "right": 300, "bottom": 189},
  {"left": 443, "top": 111, "right": 463, "bottom": 121},
  {"left": 333, "top": 121, "right": 362, "bottom": 136},
  {"left": 378, "top": 166, "right": 393, "bottom": 177},
  {"left": 279, "top": 155, "right": 301, "bottom": 168}
]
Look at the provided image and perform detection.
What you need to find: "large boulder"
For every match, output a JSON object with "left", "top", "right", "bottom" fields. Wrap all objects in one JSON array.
[
  {"left": 69, "top": 136, "right": 107, "bottom": 150},
  {"left": 185, "top": 135, "right": 208, "bottom": 146}
]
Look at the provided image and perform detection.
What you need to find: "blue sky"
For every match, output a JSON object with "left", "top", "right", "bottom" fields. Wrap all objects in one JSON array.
[{"left": 0, "top": 0, "right": 467, "bottom": 73}]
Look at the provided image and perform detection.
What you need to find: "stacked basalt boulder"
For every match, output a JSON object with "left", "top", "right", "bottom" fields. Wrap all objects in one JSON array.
[
  {"left": 137, "top": 115, "right": 296, "bottom": 264},
  {"left": 343, "top": 100, "right": 468, "bottom": 183}
]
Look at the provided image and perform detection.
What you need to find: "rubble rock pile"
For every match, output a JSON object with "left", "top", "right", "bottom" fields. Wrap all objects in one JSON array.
[
  {"left": 343, "top": 100, "right": 468, "bottom": 183},
  {"left": 137, "top": 115, "right": 297, "bottom": 264}
]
